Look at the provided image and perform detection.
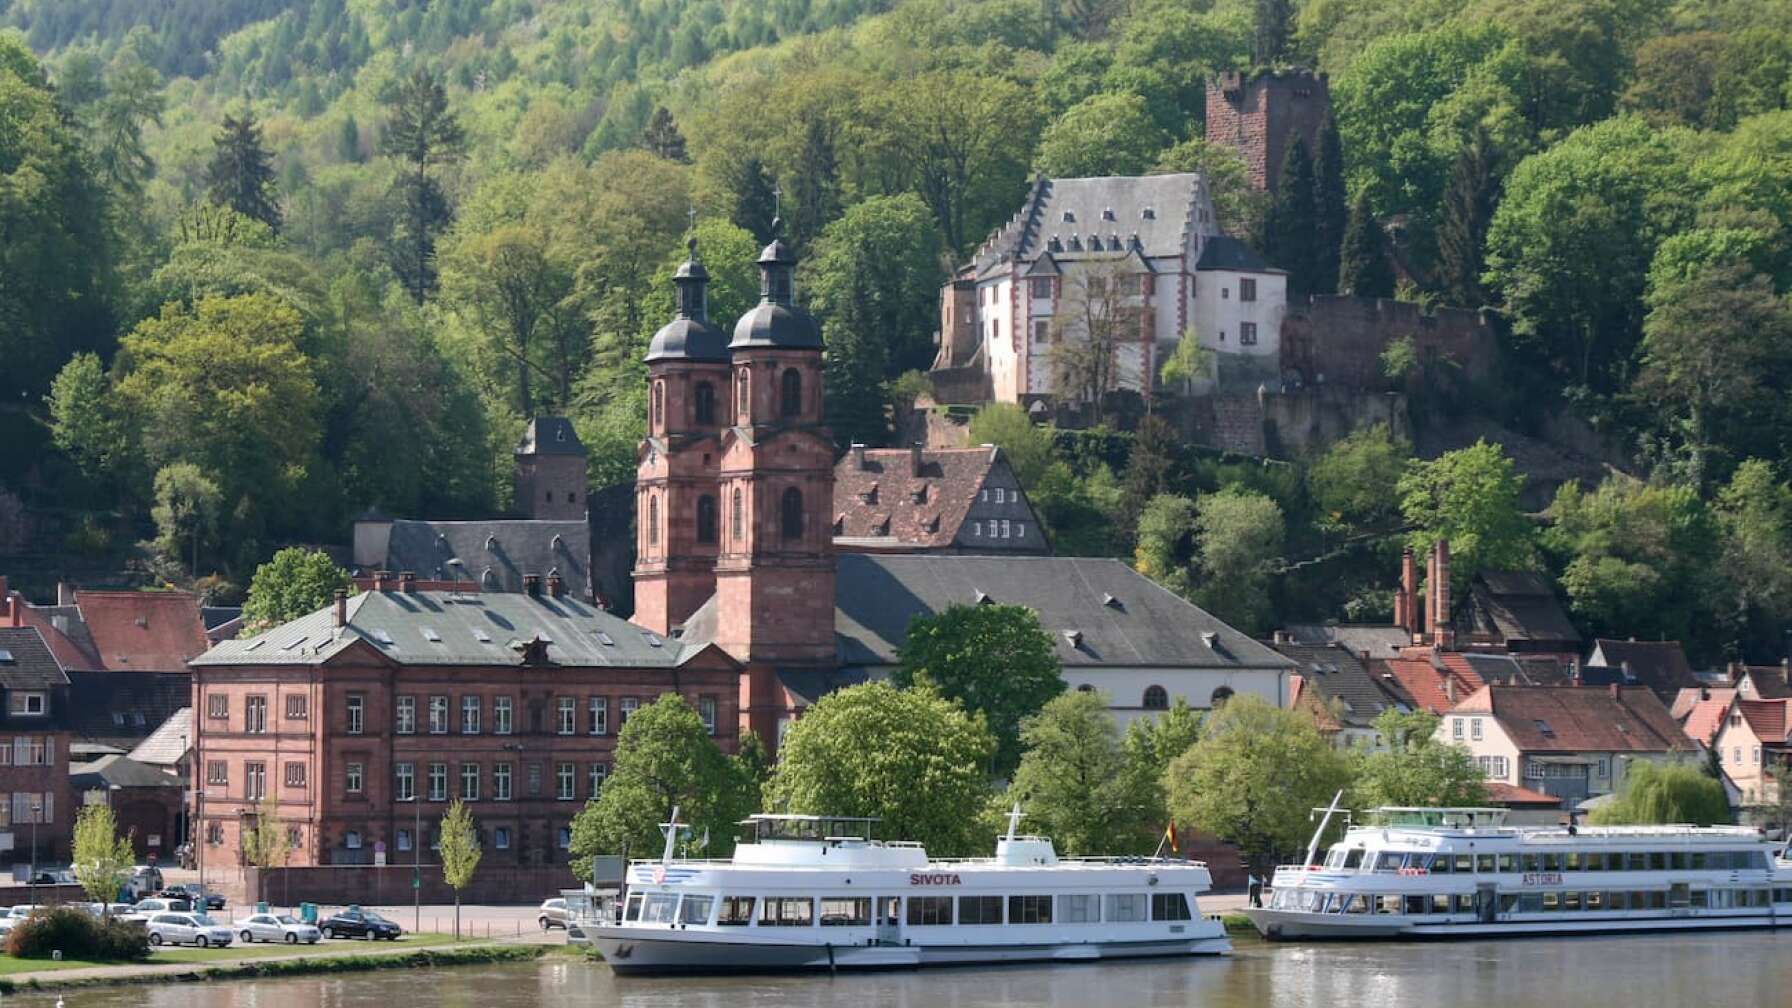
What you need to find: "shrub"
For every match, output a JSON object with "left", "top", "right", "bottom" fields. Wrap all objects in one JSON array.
[{"left": 5, "top": 906, "right": 150, "bottom": 961}]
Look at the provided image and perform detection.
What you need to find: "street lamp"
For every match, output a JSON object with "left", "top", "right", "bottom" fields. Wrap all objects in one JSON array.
[
  {"left": 28, "top": 797, "right": 41, "bottom": 906},
  {"left": 405, "top": 793, "right": 421, "bottom": 934}
]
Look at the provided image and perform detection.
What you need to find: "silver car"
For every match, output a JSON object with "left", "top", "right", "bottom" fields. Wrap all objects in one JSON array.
[
  {"left": 146, "top": 912, "right": 234, "bottom": 948},
  {"left": 233, "top": 912, "right": 322, "bottom": 944},
  {"left": 538, "top": 898, "right": 569, "bottom": 930}
]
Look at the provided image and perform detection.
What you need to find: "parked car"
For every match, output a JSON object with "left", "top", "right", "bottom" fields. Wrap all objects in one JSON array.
[
  {"left": 121, "top": 866, "right": 164, "bottom": 901},
  {"left": 319, "top": 908, "right": 402, "bottom": 940},
  {"left": 127, "top": 897, "right": 193, "bottom": 919},
  {"left": 233, "top": 912, "right": 321, "bottom": 945},
  {"left": 157, "top": 885, "right": 225, "bottom": 911},
  {"left": 145, "top": 912, "right": 234, "bottom": 948},
  {"left": 538, "top": 898, "right": 568, "bottom": 930},
  {"left": 27, "top": 869, "right": 74, "bottom": 885}
]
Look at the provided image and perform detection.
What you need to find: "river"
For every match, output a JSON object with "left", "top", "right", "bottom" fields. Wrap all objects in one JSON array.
[{"left": 14, "top": 932, "right": 1790, "bottom": 1008}]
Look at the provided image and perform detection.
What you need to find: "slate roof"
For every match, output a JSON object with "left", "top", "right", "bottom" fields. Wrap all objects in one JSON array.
[
  {"left": 65, "top": 672, "right": 191, "bottom": 748},
  {"left": 516, "top": 417, "right": 586, "bottom": 457},
  {"left": 1194, "top": 235, "right": 1279, "bottom": 273},
  {"left": 200, "top": 606, "right": 241, "bottom": 630},
  {"left": 971, "top": 174, "right": 1221, "bottom": 277},
  {"left": 75, "top": 591, "right": 210, "bottom": 673},
  {"left": 195, "top": 589, "right": 724, "bottom": 669},
  {"left": 1453, "top": 571, "right": 1580, "bottom": 650},
  {"left": 1282, "top": 624, "right": 1411, "bottom": 660},
  {"left": 1586, "top": 639, "right": 1700, "bottom": 696},
  {"left": 1452, "top": 684, "right": 1694, "bottom": 754},
  {"left": 832, "top": 554, "right": 1294, "bottom": 671},
  {"left": 128, "top": 707, "right": 191, "bottom": 767},
  {"left": 831, "top": 446, "right": 1044, "bottom": 553},
  {"left": 1268, "top": 641, "right": 1408, "bottom": 729},
  {"left": 1736, "top": 666, "right": 1792, "bottom": 700},
  {"left": 0, "top": 627, "right": 71, "bottom": 690},
  {"left": 72, "top": 753, "right": 181, "bottom": 791},
  {"left": 1735, "top": 698, "right": 1791, "bottom": 744},
  {"left": 775, "top": 667, "right": 871, "bottom": 707},
  {"left": 376, "top": 519, "right": 591, "bottom": 598}
]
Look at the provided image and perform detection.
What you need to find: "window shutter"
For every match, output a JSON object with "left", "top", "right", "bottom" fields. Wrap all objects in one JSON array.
[{"left": 12, "top": 738, "right": 24, "bottom": 765}]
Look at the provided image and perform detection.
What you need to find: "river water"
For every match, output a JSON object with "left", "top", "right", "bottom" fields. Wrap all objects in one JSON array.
[{"left": 15, "top": 932, "right": 1790, "bottom": 1008}]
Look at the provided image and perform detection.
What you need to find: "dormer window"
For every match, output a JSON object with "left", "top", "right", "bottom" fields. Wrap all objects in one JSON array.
[
  {"left": 8, "top": 691, "right": 46, "bottom": 716},
  {"left": 1101, "top": 208, "right": 1115, "bottom": 221},
  {"left": 1062, "top": 210, "right": 1075, "bottom": 222},
  {"left": 1142, "top": 207, "right": 1155, "bottom": 220}
]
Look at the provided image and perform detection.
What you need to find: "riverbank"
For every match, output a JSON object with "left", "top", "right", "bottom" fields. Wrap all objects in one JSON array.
[{"left": 0, "top": 938, "right": 553, "bottom": 993}]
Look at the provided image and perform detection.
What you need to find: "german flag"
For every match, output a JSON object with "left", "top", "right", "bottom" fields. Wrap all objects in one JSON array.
[{"left": 1163, "top": 822, "right": 1179, "bottom": 855}]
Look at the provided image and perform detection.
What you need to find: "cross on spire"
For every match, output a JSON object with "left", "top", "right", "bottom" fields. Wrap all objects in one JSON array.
[{"left": 772, "top": 184, "right": 782, "bottom": 222}]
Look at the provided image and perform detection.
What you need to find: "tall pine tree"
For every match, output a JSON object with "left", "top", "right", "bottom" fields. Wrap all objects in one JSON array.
[
  {"left": 1437, "top": 129, "right": 1500, "bottom": 308},
  {"left": 1262, "top": 138, "right": 1318, "bottom": 297},
  {"left": 1253, "top": 0, "right": 1293, "bottom": 67},
  {"left": 381, "top": 70, "right": 467, "bottom": 305},
  {"left": 1312, "top": 119, "right": 1347, "bottom": 297},
  {"left": 1338, "top": 190, "right": 1395, "bottom": 299},
  {"left": 642, "top": 106, "right": 688, "bottom": 163},
  {"left": 731, "top": 158, "right": 779, "bottom": 244},
  {"left": 205, "top": 112, "right": 281, "bottom": 231}
]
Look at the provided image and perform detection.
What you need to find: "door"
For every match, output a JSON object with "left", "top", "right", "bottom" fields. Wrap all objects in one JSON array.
[
  {"left": 877, "top": 897, "right": 901, "bottom": 945},
  {"left": 1476, "top": 884, "right": 1498, "bottom": 924}
]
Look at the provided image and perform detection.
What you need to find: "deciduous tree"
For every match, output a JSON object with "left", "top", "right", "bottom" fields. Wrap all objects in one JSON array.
[
  {"left": 438, "top": 799, "right": 481, "bottom": 939},
  {"left": 1011, "top": 690, "right": 1156, "bottom": 855},
  {"left": 1034, "top": 92, "right": 1167, "bottom": 178},
  {"left": 242, "top": 548, "right": 352, "bottom": 632},
  {"left": 967, "top": 404, "right": 1054, "bottom": 489},
  {"left": 1309, "top": 423, "right": 1412, "bottom": 531},
  {"left": 1351, "top": 710, "right": 1489, "bottom": 811},
  {"left": 1193, "top": 487, "right": 1284, "bottom": 634},
  {"left": 1397, "top": 440, "right": 1536, "bottom": 577},
  {"left": 72, "top": 804, "right": 135, "bottom": 910},
  {"left": 896, "top": 605, "right": 1063, "bottom": 778},
  {"left": 151, "top": 463, "right": 221, "bottom": 576},
  {"left": 1587, "top": 761, "right": 1729, "bottom": 826}
]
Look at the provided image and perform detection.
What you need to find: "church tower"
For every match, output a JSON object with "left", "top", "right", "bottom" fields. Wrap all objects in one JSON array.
[
  {"left": 633, "top": 239, "right": 733, "bottom": 634},
  {"left": 713, "top": 220, "right": 836, "bottom": 672}
]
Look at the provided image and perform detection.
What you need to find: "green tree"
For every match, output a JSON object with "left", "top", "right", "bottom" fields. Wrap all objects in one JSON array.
[
  {"left": 242, "top": 548, "right": 352, "bottom": 632},
  {"left": 72, "top": 804, "right": 135, "bottom": 909},
  {"left": 1309, "top": 423, "right": 1412, "bottom": 531},
  {"left": 1153, "top": 136, "right": 1265, "bottom": 238},
  {"left": 1351, "top": 710, "right": 1489, "bottom": 811},
  {"left": 205, "top": 112, "right": 281, "bottom": 231},
  {"left": 1033, "top": 92, "right": 1168, "bottom": 179},
  {"left": 1436, "top": 127, "right": 1499, "bottom": 306},
  {"left": 768, "top": 682, "right": 995, "bottom": 855},
  {"left": 641, "top": 106, "right": 688, "bottom": 163},
  {"left": 1312, "top": 118, "right": 1348, "bottom": 296},
  {"left": 381, "top": 69, "right": 467, "bottom": 304},
  {"left": 239, "top": 794, "right": 290, "bottom": 872},
  {"left": 1166, "top": 694, "right": 1351, "bottom": 871},
  {"left": 1380, "top": 335, "right": 1419, "bottom": 386},
  {"left": 438, "top": 799, "right": 481, "bottom": 940},
  {"left": 895, "top": 604, "right": 1063, "bottom": 778},
  {"left": 1716, "top": 460, "right": 1792, "bottom": 658},
  {"left": 1337, "top": 190, "right": 1394, "bottom": 297},
  {"left": 1254, "top": 0, "right": 1294, "bottom": 66},
  {"left": 150, "top": 463, "right": 222, "bottom": 575},
  {"left": 1118, "top": 416, "right": 1182, "bottom": 547},
  {"left": 1157, "top": 330, "right": 1212, "bottom": 392},
  {"left": 1134, "top": 493, "right": 1198, "bottom": 599},
  {"left": 1011, "top": 690, "right": 1156, "bottom": 855},
  {"left": 1262, "top": 138, "right": 1318, "bottom": 294},
  {"left": 1587, "top": 761, "right": 1730, "bottom": 826},
  {"left": 46, "top": 352, "right": 124, "bottom": 476},
  {"left": 967, "top": 404, "right": 1054, "bottom": 490},
  {"left": 1193, "top": 487, "right": 1285, "bottom": 634},
  {"left": 1397, "top": 440, "right": 1536, "bottom": 578}
]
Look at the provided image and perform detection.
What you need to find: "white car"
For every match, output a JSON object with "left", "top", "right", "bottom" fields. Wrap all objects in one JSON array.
[
  {"left": 125, "top": 897, "right": 193, "bottom": 920},
  {"left": 146, "top": 912, "right": 234, "bottom": 948},
  {"left": 233, "top": 913, "right": 321, "bottom": 944},
  {"left": 0, "top": 905, "right": 50, "bottom": 934}
]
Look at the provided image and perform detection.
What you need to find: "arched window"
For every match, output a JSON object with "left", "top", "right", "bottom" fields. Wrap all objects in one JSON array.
[
  {"left": 731, "top": 487, "right": 744, "bottom": 542},
  {"left": 1142, "top": 685, "right": 1168, "bottom": 710},
  {"left": 780, "top": 487, "right": 804, "bottom": 540},
  {"left": 651, "top": 382, "right": 664, "bottom": 429},
  {"left": 1210, "top": 686, "right": 1235, "bottom": 708},
  {"left": 647, "top": 495, "right": 659, "bottom": 546},
  {"left": 694, "top": 381, "right": 715, "bottom": 425},
  {"left": 736, "top": 368, "right": 751, "bottom": 419},
  {"left": 781, "top": 368, "right": 802, "bottom": 418},
  {"left": 696, "top": 495, "right": 717, "bottom": 544}
]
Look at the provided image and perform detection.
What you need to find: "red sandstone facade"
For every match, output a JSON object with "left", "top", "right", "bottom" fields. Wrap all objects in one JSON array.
[{"left": 1204, "top": 69, "right": 1332, "bottom": 193}]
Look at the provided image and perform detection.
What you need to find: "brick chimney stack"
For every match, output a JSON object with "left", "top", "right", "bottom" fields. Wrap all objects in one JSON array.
[
  {"left": 1435, "top": 539, "right": 1452, "bottom": 648},
  {"left": 850, "top": 444, "right": 867, "bottom": 470},
  {"left": 547, "top": 572, "right": 564, "bottom": 598},
  {"left": 1396, "top": 547, "right": 1418, "bottom": 637},
  {"left": 372, "top": 570, "right": 391, "bottom": 592},
  {"left": 398, "top": 571, "right": 417, "bottom": 593},
  {"left": 333, "top": 589, "right": 348, "bottom": 628},
  {"left": 910, "top": 442, "right": 924, "bottom": 478},
  {"left": 522, "top": 574, "right": 541, "bottom": 597}
]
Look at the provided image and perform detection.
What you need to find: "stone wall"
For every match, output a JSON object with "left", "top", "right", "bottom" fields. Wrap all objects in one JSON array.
[
  {"left": 1280, "top": 295, "right": 1502, "bottom": 392},
  {"left": 242, "top": 864, "right": 578, "bottom": 908}
]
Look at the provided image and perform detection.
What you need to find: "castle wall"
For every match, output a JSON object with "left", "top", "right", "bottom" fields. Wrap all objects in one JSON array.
[
  {"left": 1280, "top": 295, "right": 1502, "bottom": 392},
  {"left": 1204, "top": 70, "right": 1332, "bottom": 193}
]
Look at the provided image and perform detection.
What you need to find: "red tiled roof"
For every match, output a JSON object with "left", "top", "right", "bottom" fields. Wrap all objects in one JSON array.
[
  {"left": 1735, "top": 699, "right": 1791, "bottom": 744},
  {"left": 1453, "top": 684, "right": 1694, "bottom": 753},
  {"left": 75, "top": 591, "right": 209, "bottom": 672},
  {"left": 1485, "top": 782, "right": 1562, "bottom": 807},
  {"left": 1378, "top": 648, "right": 1485, "bottom": 715},
  {"left": 831, "top": 446, "right": 1043, "bottom": 552},
  {"left": 9, "top": 597, "right": 97, "bottom": 669},
  {"left": 1672, "top": 688, "right": 1735, "bottom": 746}
]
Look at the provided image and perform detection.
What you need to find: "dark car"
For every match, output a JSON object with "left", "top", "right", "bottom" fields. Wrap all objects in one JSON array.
[
  {"left": 158, "top": 885, "right": 225, "bottom": 911},
  {"left": 320, "top": 908, "right": 403, "bottom": 940}
]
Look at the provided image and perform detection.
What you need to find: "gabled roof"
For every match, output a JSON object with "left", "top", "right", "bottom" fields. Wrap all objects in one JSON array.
[
  {"left": 73, "top": 591, "right": 210, "bottom": 673},
  {"left": 0, "top": 627, "right": 71, "bottom": 690},
  {"left": 128, "top": 707, "right": 192, "bottom": 767},
  {"left": 971, "top": 174, "right": 1216, "bottom": 276},
  {"left": 1454, "top": 570, "right": 1580, "bottom": 648},
  {"left": 832, "top": 554, "right": 1295, "bottom": 672},
  {"left": 1194, "top": 235, "right": 1279, "bottom": 273},
  {"left": 1267, "top": 641, "right": 1408, "bottom": 729},
  {"left": 1587, "top": 639, "right": 1699, "bottom": 696},
  {"left": 1452, "top": 684, "right": 1694, "bottom": 754},
  {"left": 377, "top": 519, "right": 590, "bottom": 598},
  {"left": 65, "top": 672, "right": 191, "bottom": 747},
  {"left": 1484, "top": 782, "right": 1563, "bottom": 808},
  {"left": 516, "top": 416, "right": 586, "bottom": 457},
  {"left": 1736, "top": 666, "right": 1792, "bottom": 700},
  {"left": 1379, "top": 649, "right": 1485, "bottom": 715},
  {"left": 831, "top": 446, "right": 1046, "bottom": 553},
  {"left": 1672, "top": 687, "right": 1735, "bottom": 746},
  {"left": 1735, "top": 698, "right": 1791, "bottom": 744},
  {"left": 71, "top": 753, "right": 182, "bottom": 791},
  {"left": 195, "top": 589, "right": 725, "bottom": 670}
]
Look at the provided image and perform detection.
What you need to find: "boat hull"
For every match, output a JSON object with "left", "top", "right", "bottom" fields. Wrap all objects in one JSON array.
[{"left": 1246, "top": 908, "right": 1787, "bottom": 941}]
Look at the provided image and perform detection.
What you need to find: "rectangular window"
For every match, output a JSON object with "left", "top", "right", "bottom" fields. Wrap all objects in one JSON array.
[
  {"left": 345, "top": 762, "right": 363, "bottom": 794},
  {"left": 494, "top": 697, "right": 513, "bottom": 735},
  {"left": 557, "top": 698, "right": 576, "bottom": 735},
  {"left": 397, "top": 828, "right": 413, "bottom": 853},
  {"left": 1240, "top": 322, "right": 1257, "bottom": 346},
  {"left": 761, "top": 898, "right": 814, "bottom": 926},
  {"left": 957, "top": 896, "right": 1003, "bottom": 925},
  {"left": 620, "top": 697, "right": 639, "bottom": 726},
  {"left": 556, "top": 762, "right": 576, "bottom": 800},
  {"left": 206, "top": 760, "right": 227, "bottom": 785},
  {"left": 1060, "top": 894, "right": 1100, "bottom": 923},
  {"left": 428, "top": 762, "right": 448, "bottom": 802},
  {"left": 718, "top": 897, "right": 755, "bottom": 925},
  {"left": 1008, "top": 895, "right": 1053, "bottom": 924},
  {"left": 284, "top": 761, "right": 306, "bottom": 788},
  {"left": 396, "top": 696, "right": 416, "bottom": 734},
  {"left": 1151, "top": 893, "right": 1193, "bottom": 921},
  {"left": 820, "top": 898, "right": 872, "bottom": 926},
  {"left": 1471, "top": 718, "right": 1483, "bottom": 741},
  {"left": 345, "top": 695, "right": 364, "bottom": 735},
  {"left": 245, "top": 695, "right": 267, "bottom": 734},
  {"left": 1240, "top": 278, "right": 1257, "bottom": 302},
  {"left": 589, "top": 697, "right": 608, "bottom": 736},
  {"left": 1030, "top": 277, "right": 1053, "bottom": 299},
  {"left": 589, "top": 763, "right": 607, "bottom": 797},
  {"left": 428, "top": 695, "right": 449, "bottom": 734},
  {"left": 207, "top": 694, "right": 228, "bottom": 720},
  {"left": 527, "top": 762, "right": 543, "bottom": 796},
  {"left": 995, "top": 487, "right": 1006, "bottom": 504},
  {"left": 9, "top": 692, "right": 45, "bottom": 716},
  {"left": 1106, "top": 893, "right": 1147, "bottom": 922},
  {"left": 680, "top": 896, "right": 715, "bottom": 925},
  {"left": 395, "top": 762, "right": 415, "bottom": 802},
  {"left": 245, "top": 762, "right": 266, "bottom": 801},
  {"left": 698, "top": 696, "right": 718, "bottom": 735},
  {"left": 461, "top": 696, "right": 480, "bottom": 734},
  {"left": 1452, "top": 718, "right": 1464, "bottom": 739},
  {"left": 461, "top": 763, "right": 480, "bottom": 801},
  {"left": 1033, "top": 319, "right": 1050, "bottom": 343},
  {"left": 494, "top": 827, "right": 511, "bottom": 850},
  {"left": 285, "top": 694, "right": 307, "bottom": 720},
  {"left": 493, "top": 763, "right": 512, "bottom": 801},
  {"left": 907, "top": 896, "right": 953, "bottom": 925}
]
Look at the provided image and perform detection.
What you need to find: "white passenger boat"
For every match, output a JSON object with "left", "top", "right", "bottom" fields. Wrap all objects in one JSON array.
[
  {"left": 1247, "top": 798, "right": 1792, "bottom": 939},
  {"left": 586, "top": 810, "right": 1230, "bottom": 974}
]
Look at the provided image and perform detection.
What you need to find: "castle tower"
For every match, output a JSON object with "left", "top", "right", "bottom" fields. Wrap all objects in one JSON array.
[
  {"left": 1204, "top": 69, "right": 1332, "bottom": 192},
  {"left": 633, "top": 239, "right": 734, "bottom": 634},
  {"left": 713, "top": 220, "right": 836, "bottom": 680},
  {"left": 515, "top": 417, "right": 588, "bottom": 520}
]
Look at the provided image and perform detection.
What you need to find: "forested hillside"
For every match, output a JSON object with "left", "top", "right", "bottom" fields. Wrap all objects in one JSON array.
[{"left": 3, "top": 0, "right": 1792, "bottom": 660}]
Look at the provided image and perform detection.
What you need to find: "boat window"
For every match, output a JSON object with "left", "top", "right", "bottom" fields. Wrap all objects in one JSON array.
[
  {"left": 1628, "top": 852, "right": 1647, "bottom": 871},
  {"left": 1454, "top": 894, "right": 1475, "bottom": 913},
  {"left": 1431, "top": 894, "right": 1451, "bottom": 914},
  {"left": 1542, "top": 854, "right": 1562, "bottom": 872},
  {"left": 1585, "top": 852, "right": 1604, "bottom": 871},
  {"left": 1430, "top": 857, "right": 1450, "bottom": 875},
  {"left": 717, "top": 897, "right": 754, "bottom": 926},
  {"left": 1060, "top": 894, "right": 1100, "bottom": 923},
  {"left": 760, "top": 898, "right": 814, "bottom": 927},
  {"left": 1668, "top": 852, "right": 1688, "bottom": 871},
  {"left": 1453, "top": 854, "right": 1473, "bottom": 873},
  {"left": 1563, "top": 891, "right": 1581, "bottom": 911},
  {"left": 679, "top": 896, "right": 714, "bottom": 925},
  {"left": 958, "top": 896, "right": 1003, "bottom": 925},
  {"left": 906, "top": 896, "right": 953, "bottom": 926},
  {"left": 1325, "top": 846, "right": 1347, "bottom": 869},
  {"left": 1689, "top": 852, "right": 1706, "bottom": 870},
  {"left": 624, "top": 894, "right": 645, "bottom": 921},
  {"left": 1521, "top": 853, "right": 1540, "bottom": 873},
  {"left": 1499, "top": 894, "right": 1520, "bottom": 914},
  {"left": 1608, "top": 891, "right": 1629, "bottom": 910},
  {"left": 1150, "top": 893, "right": 1192, "bottom": 921},
  {"left": 1648, "top": 852, "right": 1667, "bottom": 871},
  {"left": 1374, "top": 852, "right": 1403, "bottom": 871},
  {"left": 1343, "top": 849, "right": 1364, "bottom": 870},
  {"left": 1542, "top": 892, "right": 1560, "bottom": 912},
  {"left": 1498, "top": 854, "right": 1517, "bottom": 872},
  {"left": 820, "top": 898, "right": 872, "bottom": 926},
  {"left": 1376, "top": 895, "right": 1402, "bottom": 915},
  {"left": 1743, "top": 851, "right": 1768, "bottom": 870},
  {"left": 1689, "top": 889, "right": 1710, "bottom": 908},
  {"left": 1518, "top": 893, "right": 1542, "bottom": 913},
  {"left": 1104, "top": 894, "right": 1147, "bottom": 922},
  {"left": 1645, "top": 891, "right": 1667, "bottom": 909},
  {"left": 1776, "top": 889, "right": 1792, "bottom": 903},
  {"left": 1476, "top": 854, "right": 1496, "bottom": 873},
  {"left": 1585, "top": 891, "right": 1604, "bottom": 911},
  {"left": 642, "top": 895, "right": 679, "bottom": 924},
  {"left": 1010, "top": 895, "right": 1054, "bottom": 924},
  {"left": 1341, "top": 894, "right": 1369, "bottom": 915},
  {"left": 1565, "top": 852, "right": 1581, "bottom": 871},
  {"left": 1405, "top": 895, "right": 1429, "bottom": 914}
]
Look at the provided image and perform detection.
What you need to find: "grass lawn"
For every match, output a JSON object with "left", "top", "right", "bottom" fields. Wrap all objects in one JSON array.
[{"left": 0, "top": 933, "right": 466, "bottom": 975}]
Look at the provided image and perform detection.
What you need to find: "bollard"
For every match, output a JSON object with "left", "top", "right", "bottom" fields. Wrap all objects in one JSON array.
[{"left": 52, "top": 950, "right": 62, "bottom": 961}]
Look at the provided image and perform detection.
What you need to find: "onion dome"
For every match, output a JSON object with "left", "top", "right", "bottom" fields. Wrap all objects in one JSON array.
[
  {"left": 646, "top": 237, "right": 730, "bottom": 363},
  {"left": 730, "top": 219, "right": 822, "bottom": 350}
]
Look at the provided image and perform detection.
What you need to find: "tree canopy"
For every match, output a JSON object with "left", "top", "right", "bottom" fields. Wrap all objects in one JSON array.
[
  {"left": 1587, "top": 761, "right": 1731, "bottom": 826},
  {"left": 895, "top": 604, "right": 1064, "bottom": 777},
  {"left": 242, "top": 548, "right": 352, "bottom": 633}
]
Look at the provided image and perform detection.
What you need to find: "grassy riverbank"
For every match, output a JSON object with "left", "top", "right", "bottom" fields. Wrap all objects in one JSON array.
[{"left": 0, "top": 938, "right": 548, "bottom": 992}]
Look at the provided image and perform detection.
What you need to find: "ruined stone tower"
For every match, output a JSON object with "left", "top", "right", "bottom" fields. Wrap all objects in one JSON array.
[{"left": 1204, "top": 69, "right": 1333, "bottom": 193}]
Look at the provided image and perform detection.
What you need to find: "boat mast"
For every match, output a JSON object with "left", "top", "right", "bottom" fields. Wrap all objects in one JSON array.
[
  {"left": 1004, "top": 802, "right": 1025, "bottom": 841},
  {"left": 660, "top": 805, "right": 682, "bottom": 864},
  {"left": 1304, "top": 790, "right": 1345, "bottom": 868}
]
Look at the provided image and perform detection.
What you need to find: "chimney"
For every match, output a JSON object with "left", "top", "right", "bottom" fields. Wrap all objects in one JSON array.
[
  {"left": 547, "top": 572, "right": 564, "bottom": 598},
  {"left": 1425, "top": 543, "right": 1439, "bottom": 645},
  {"left": 1609, "top": 683, "right": 1621, "bottom": 700},
  {"left": 57, "top": 581, "right": 75, "bottom": 607},
  {"left": 1398, "top": 546, "right": 1417, "bottom": 634},
  {"left": 910, "top": 442, "right": 924, "bottom": 478},
  {"left": 1444, "top": 675, "right": 1456, "bottom": 705},
  {"left": 1273, "top": 629, "right": 1290, "bottom": 645},
  {"left": 398, "top": 571, "right": 417, "bottom": 593},
  {"left": 333, "top": 589, "right": 348, "bottom": 628},
  {"left": 1782, "top": 657, "right": 1790, "bottom": 686},
  {"left": 1433, "top": 539, "right": 1453, "bottom": 649},
  {"left": 850, "top": 443, "right": 867, "bottom": 470},
  {"left": 523, "top": 574, "right": 541, "bottom": 597},
  {"left": 372, "top": 570, "right": 392, "bottom": 592}
]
